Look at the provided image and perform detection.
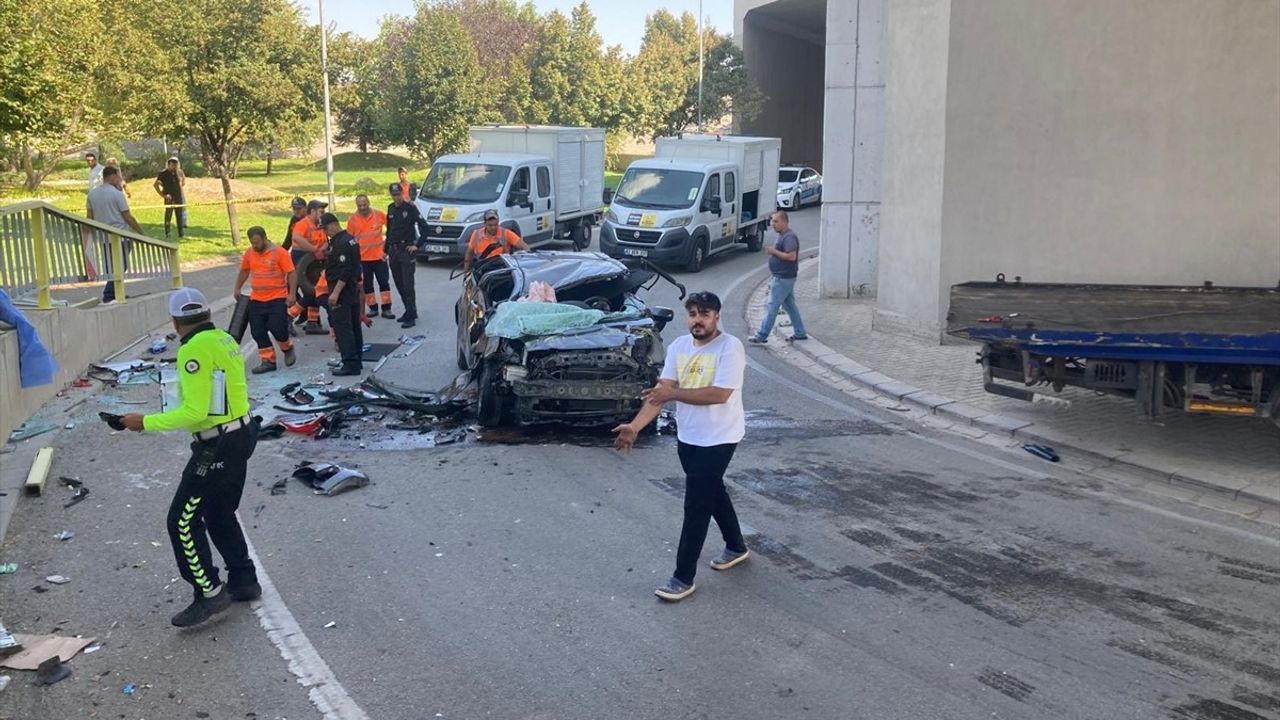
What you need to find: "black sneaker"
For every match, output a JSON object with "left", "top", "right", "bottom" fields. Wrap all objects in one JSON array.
[
  {"left": 228, "top": 581, "right": 262, "bottom": 602},
  {"left": 332, "top": 365, "right": 362, "bottom": 377},
  {"left": 171, "top": 587, "right": 232, "bottom": 627},
  {"left": 251, "top": 361, "right": 277, "bottom": 374},
  {"left": 381, "top": 308, "right": 395, "bottom": 320},
  {"left": 747, "top": 336, "right": 768, "bottom": 345},
  {"left": 709, "top": 547, "right": 750, "bottom": 571},
  {"left": 400, "top": 319, "right": 416, "bottom": 328},
  {"left": 786, "top": 335, "right": 809, "bottom": 342},
  {"left": 654, "top": 576, "right": 696, "bottom": 602},
  {"left": 303, "top": 322, "right": 327, "bottom": 335}
]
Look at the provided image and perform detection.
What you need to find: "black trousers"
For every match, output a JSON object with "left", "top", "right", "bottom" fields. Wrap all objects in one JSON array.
[
  {"left": 164, "top": 204, "right": 187, "bottom": 237},
  {"left": 327, "top": 288, "right": 363, "bottom": 369},
  {"left": 101, "top": 239, "right": 132, "bottom": 302},
  {"left": 388, "top": 249, "right": 417, "bottom": 319},
  {"left": 167, "top": 422, "right": 258, "bottom": 595},
  {"left": 674, "top": 441, "right": 746, "bottom": 585},
  {"left": 362, "top": 258, "right": 393, "bottom": 310},
  {"left": 248, "top": 299, "right": 289, "bottom": 352}
]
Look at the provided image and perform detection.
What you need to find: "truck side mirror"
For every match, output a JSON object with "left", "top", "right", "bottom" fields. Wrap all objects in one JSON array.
[
  {"left": 603, "top": 188, "right": 614, "bottom": 205},
  {"left": 708, "top": 197, "right": 722, "bottom": 215},
  {"left": 508, "top": 189, "right": 530, "bottom": 208},
  {"left": 651, "top": 306, "right": 674, "bottom": 330}
]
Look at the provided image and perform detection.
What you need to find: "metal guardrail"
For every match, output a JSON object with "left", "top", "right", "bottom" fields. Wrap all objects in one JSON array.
[{"left": 0, "top": 199, "right": 181, "bottom": 308}]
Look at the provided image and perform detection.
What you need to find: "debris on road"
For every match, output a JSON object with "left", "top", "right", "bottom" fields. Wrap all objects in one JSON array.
[
  {"left": 322, "top": 621, "right": 337, "bottom": 629},
  {"left": 1021, "top": 443, "right": 1061, "bottom": 462},
  {"left": 270, "top": 477, "right": 288, "bottom": 496},
  {"left": 0, "top": 675, "right": 10, "bottom": 692},
  {"left": 8, "top": 419, "right": 57, "bottom": 443},
  {"left": 55, "top": 530, "right": 74, "bottom": 541},
  {"left": 122, "top": 682, "right": 137, "bottom": 696},
  {"left": 0, "top": 564, "right": 16, "bottom": 575},
  {"left": 0, "top": 633, "right": 94, "bottom": 671},
  {"left": 0, "top": 623, "right": 18, "bottom": 655},
  {"left": 34, "top": 656, "right": 71, "bottom": 686},
  {"left": 23, "top": 446, "right": 54, "bottom": 496},
  {"left": 292, "top": 462, "right": 370, "bottom": 496},
  {"left": 43, "top": 575, "right": 70, "bottom": 585}
]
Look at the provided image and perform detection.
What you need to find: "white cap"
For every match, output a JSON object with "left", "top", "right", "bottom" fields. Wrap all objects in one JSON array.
[{"left": 167, "top": 288, "right": 210, "bottom": 318}]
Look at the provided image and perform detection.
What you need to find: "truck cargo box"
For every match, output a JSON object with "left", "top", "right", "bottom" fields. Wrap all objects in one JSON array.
[{"left": 470, "top": 125, "right": 606, "bottom": 219}]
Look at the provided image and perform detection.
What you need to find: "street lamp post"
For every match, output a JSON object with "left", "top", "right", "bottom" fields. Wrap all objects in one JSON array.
[
  {"left": 697, "top": 0, "right": 704, "bottom": 132},
  {"left": 318, "top": 0, "right": 336, "bottom": 209}
]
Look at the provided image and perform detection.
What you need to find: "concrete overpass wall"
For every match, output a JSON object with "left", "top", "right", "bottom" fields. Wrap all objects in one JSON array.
[
  {"left": 736, "top": 0, "right": 826, "bottom": 168},
  {"left": 877, "top": 0, "right": 1280, "bottom": 339}
]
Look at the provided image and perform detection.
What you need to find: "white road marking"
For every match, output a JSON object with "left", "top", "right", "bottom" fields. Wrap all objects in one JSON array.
[{"left": 240, "top": 522, "right": 371, "bottom": 720}]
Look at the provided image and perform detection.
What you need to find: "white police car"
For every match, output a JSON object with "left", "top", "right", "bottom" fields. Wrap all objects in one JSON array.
[{"left": 777, "top": 165, "right": 822, "bottom": 210}]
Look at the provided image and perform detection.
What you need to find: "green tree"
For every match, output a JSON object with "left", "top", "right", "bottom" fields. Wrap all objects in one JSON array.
[
  {"left": 626, "top": 10, "right": 762, "bottom": 139},
  {"left": 528, "top": 3, "right": 610, "bottom": 128},
  {"left": 440, "top": 0, "right": 541, "bottom": 123},
  {"left": 0, "top": 0, "right": 106, "bottom": 191},
  {"left": 329, "top": 31, "right": 381, "bottom": 153},
  {"left": 108, "top": 0, "right": 319, "bottom": 244},
  {"left": 369, "top": 4, "right": 482, "bottom": 160}
]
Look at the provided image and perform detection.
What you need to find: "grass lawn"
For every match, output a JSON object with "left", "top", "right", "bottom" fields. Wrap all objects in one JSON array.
[{"left": 3, "top": 153, "right": 628, "bottom": 264}]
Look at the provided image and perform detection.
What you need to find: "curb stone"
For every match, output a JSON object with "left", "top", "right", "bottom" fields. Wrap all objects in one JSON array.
[{"left": 744, "top": 270, "right": 1280, "bottom": 513}]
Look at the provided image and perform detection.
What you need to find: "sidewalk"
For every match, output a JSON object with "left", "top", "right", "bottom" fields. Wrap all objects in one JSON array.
[{"left": 746, "top": 259, "right": 1280, "bottom": 510}]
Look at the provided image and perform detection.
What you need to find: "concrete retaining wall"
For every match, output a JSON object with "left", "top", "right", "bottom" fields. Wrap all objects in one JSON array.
[{"left": 0, "top": 295, "right": 172, "bottom": 443}]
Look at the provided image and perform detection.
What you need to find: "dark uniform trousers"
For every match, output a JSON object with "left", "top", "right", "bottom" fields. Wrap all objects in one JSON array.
[
  {"left": 167, "top": 422, "right": 259, "bottom": 595},
  {"left": 327, "top": 286, "right": 364, "bottom": 369},
  {"left": 248, "top": 299, "right": 289, "bottom": 351},
  {"left": 362, "top": 258, "right": 393, "bottom": 312},
  {"left": 388, "top": 247, "right": 417, "bottom": 320},
  {"left": 673, "top": 441, "right": 747, "bottom": 585}
]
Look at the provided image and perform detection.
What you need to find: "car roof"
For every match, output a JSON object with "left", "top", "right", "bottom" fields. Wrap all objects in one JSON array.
[
  {"left": 780, "top": 165, "right": 814, "bottom": 172},
  {"left": 501, "top": 251, "right": 629, "bottom": 294}
]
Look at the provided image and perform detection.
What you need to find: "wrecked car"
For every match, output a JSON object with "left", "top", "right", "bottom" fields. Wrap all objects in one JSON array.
[{"left": 454, "top": 251, "right": 685, "bottom": 427}]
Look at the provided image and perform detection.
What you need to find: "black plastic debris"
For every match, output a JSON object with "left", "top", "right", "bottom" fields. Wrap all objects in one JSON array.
[
  {"left": 291, "top": 462, "right": 370, "bottom": 496},
  {"left": 1022, "top": 443, "right": 1060, "bottom": 462},
  {"left": 279, "top": 382, "right": 301, "bottom": 397},
  {"left": 59, "top": 476, "right": 82, "bottom": 489},
  {"left": 286, "top": 389, "right": 315, "bottom": 406},
  {"left": 270, "top": 477, "right": 288, "bottom": 496},
  {"left": 35, "top": 656, "right": 72, "bottom": 686},
  {"left": 64, "top": 487, "right": 90, "bottom": 508}
]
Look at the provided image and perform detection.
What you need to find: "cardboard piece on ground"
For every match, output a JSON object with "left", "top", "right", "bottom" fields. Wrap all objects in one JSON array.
[{"left": 0, "top": 634, "right": 95, "bottom": 671}]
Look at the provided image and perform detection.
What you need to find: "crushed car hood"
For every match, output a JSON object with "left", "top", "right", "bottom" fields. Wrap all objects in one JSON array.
[{"left": 500, "top": 251, "right": 630, "bottom": 299}]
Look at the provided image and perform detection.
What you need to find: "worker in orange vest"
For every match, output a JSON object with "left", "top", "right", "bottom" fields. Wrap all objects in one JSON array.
[
  {"left": 290, "top": 199, "right": 330, "bottom": 335},
  {"left": 347, "top": 194, "right": 394, "bottom": 319},
  {"left": 233, "top": 227, "right": 298, "bottom": 373},
  {"left": 463, "top": 209, "right": 528, "bottom": 275}
]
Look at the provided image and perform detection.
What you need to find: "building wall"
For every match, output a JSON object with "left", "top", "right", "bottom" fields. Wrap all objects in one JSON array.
[
  {"left": 874, "top": 0, "right": 954, "bottom": 337},
  {"left": 819, "top": 0, "right": 885, "bottom": 298},
  {"left": 939, "top": 0, "right": 1280, "bottom": 311}
]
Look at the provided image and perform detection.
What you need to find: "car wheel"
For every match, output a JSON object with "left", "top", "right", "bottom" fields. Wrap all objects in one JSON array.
[
  {"left": 685, "top": 237, "right": 708, "bottom": 273},
  {"left": 793, "top": 192, "right": 802, "bottom": 209},
  {"left": 745, "top": 224, "right": 764, "bottom": 252},
  {"left": 476, "top": 362, "right": 507, "bottom": 427}
]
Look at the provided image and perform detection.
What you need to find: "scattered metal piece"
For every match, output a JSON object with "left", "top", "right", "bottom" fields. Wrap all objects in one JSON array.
[
  {"left": 292, "top": 462, "right": 370, "bottom": 497},
  {"left": 59, "top": 476, "right": 82, "bottom": 488},
  {"left": 44, "top": 575, "right": 70, "bottom": 585},
  {"left": 55, "top": 530, "right": 74, "bottom": 541},
  {"left": 1021, "top": 443, "right": 1060, "bottom": 462},
  {"left": 322, "top": 621, "right": 337, "bottom": 629},
  {"left": 8, "top": 420, "right": 57, "bottom": 443},
  {"left": 34, "top": 656, "right": 72, "bottom": 686}
]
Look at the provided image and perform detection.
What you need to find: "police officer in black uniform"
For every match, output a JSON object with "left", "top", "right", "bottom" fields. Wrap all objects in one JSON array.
[
  {"left": 384, "top": 185, "right": 430, "bottom": 329},
  {"left": 321, "top": 212, "right": 365, "bottom": 376}
]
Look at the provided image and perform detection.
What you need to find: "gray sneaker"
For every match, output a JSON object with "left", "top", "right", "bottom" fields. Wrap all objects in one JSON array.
[
  {"left": 654, "top": 576, "right": 696, "bottom": 602},
  {"left": 710, "top": 547, "right": 750, "bottom": 571}
]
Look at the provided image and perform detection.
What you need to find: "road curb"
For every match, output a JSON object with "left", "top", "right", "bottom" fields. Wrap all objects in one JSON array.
[{"left": 743, "top": 270, "right": 1280, "bottom": 513}]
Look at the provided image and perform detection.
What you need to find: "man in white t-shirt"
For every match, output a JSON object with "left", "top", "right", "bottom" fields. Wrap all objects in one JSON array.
[
  {"left": 613, "top": 291, "right": 750, "bottom": 602},
  {"left": 86, "top": 152, "right": 104, "bottom": 191}
]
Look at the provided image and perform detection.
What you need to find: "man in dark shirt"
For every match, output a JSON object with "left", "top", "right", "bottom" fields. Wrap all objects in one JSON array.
[
  {"left": 321, "top": 213, "right": 364, "bottom": 376},
  {"left": 748, "top": 211, "right": 808, "bottom": 344},
  {"left": 384, "top": 185, "right": 429, "bottom": 329},
  {"left": 152, "top": 157, "right": 187, "bottom": 239},
  {"left": 282, "top": 197, "right": 307, "bottom": 329}
]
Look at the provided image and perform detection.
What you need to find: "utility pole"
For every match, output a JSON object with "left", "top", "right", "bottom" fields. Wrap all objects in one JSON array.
[
  {"left": 697, "top": 0, "right": 704, "bottom": 132},
  {"left": 319, "top": 0, "right": 336, "bottom": 209}
]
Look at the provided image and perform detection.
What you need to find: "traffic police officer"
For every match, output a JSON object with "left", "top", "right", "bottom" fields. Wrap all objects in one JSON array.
[
  {"left": 121, "top": 288, "right": 261, "bottom": 627},
  {"left": 385, "top": 184, "right": 430, "bottom": 328},
  {"left": 321, "top": 212, "right": 365, "bottom": 375}
]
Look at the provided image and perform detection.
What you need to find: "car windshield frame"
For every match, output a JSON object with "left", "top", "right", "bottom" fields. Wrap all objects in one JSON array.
[
  {"left": 778, "top": 169, "right": 800, "bottom": 184},
  {"left": 420, "top": 162, "right": 512, "bottom": 204},
  {"left": 613, "top": 168, "right": 705, "bottom": 210}
]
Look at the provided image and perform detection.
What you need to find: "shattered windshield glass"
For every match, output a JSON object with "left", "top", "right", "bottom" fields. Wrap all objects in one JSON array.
[{"left": 503, "top": 252, "right": 629, "bottom": 297}]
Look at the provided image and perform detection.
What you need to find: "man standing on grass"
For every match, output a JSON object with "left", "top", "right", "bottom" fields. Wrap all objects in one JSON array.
[
  {"left": 86, "top": 152, "right": 104, "bottom": 191},
  {"left": 748, "top": 210, "right": 808, "bottom": 345},
  {"left": 613, "top": 291, "right": 750, "bottom": 602},
  {"left": 153, "top": 157, "right": 187, "bottom": 239},
  {"left": 87, "top": 166, "right": 145, "bottom": 304},
  {"left": 233, "top": 227, "right": 298, "bottom": 374}
]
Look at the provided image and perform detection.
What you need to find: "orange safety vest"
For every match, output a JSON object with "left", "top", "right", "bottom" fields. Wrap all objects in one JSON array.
[
  {"left": 347, "top": 210, "right": 388, "bottom": 262},
  {"left": 293, "top": 217, "right": 331, "bottom": 293},
  {"left": 241, "top": 245, "right": 294, "bottom": 301},
  {"left": 468, "top": 227, "right": 521, "bottom": 261}
]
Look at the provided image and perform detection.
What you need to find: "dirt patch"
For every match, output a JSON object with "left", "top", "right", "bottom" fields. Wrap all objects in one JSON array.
[{"left": 180, "top": 177, "right": 287, "bottom": 204}]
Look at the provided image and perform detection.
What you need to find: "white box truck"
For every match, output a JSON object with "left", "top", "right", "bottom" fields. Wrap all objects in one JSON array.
[
  {"left": 600, "top": 133, "right": 781, "bottom": 272},
  {"left": 414, "top": 125, "right": 608, "bottom": 260}
]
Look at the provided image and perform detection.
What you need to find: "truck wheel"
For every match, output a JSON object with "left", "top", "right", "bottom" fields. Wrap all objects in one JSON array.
[
  {"left": 571, "top": 222, "right": 590, "bottom": 251},
  {"left": 685, "top": 238, "right": 708, "bottom": 273},
  {"left": 745, "top": 224, "right": 764, "bottom": 252},
  {"left": 476, "top": 363, "right": 507, "bottom": 427}
]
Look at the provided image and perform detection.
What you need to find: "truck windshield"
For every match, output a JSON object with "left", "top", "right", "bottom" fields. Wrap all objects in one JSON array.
[
  {"left": 420, "top": 163, "right": 511, "bottom": 204},
  {"left": 613, "top": 168, "right": 705, "bottom": 210},
  {"left": 778, "top": 169, "right": 799, "bottom": 183}
]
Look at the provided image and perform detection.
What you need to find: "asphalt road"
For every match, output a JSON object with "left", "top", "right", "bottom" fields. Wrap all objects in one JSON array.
[{"left": 2, "top": 206, "right": 1278, "bottom": 720}]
